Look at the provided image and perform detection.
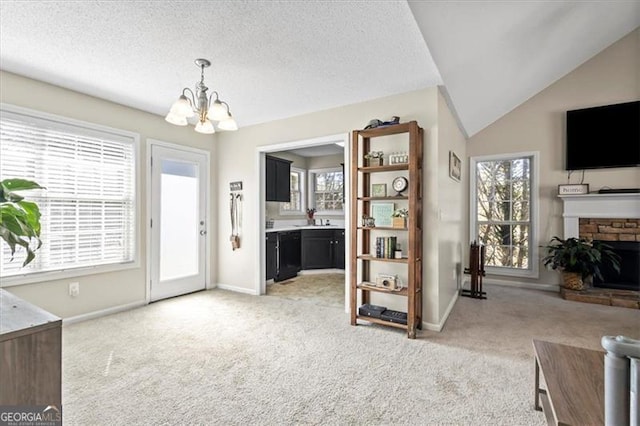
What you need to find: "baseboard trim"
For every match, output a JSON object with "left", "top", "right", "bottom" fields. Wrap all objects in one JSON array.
[
  {"left": 462, "top": 277, "right": 559, "bottom": 292},
  {"left": 63, "top": 300, "right": 146, "bottom": 326},
  {"left": 215, "top": 283, "right": 260, "bottom": 295},
  {"left": 298, "top": 269, "right": 345, "bottom": 275},
  {"left": 422, "top": 290, "right": 459, "bottom": 332}
]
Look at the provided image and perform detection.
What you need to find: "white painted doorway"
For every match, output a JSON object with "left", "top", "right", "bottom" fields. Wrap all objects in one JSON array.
[
  {"left": 255, "top": 133, "right": 351, "bottom": 312},
  {"left": 149, "top": 142, "right": 209, "bottom": 302}
]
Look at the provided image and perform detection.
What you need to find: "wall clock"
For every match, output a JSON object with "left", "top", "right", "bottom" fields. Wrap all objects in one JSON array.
[{"left": 392, "top": 176, "right": 408, "bottom": 196}]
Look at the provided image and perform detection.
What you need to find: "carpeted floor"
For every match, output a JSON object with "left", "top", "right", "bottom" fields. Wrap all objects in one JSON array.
[{"left": 61, "top": 283, "right": 640, "bottom": 425}]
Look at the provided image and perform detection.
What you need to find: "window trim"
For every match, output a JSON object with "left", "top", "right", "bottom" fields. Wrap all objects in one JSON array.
[
  {"left": 308, "top": 166, "right": 345, "bottom": 216},
  {"left": 0, "top": 103, "right": 141, "bottom": 287},
  {"left": 469, "top": 151, "right": 539, "bottom": 279},
  {"left": 279, "top": 166, "right": 306, "bottom": 215}
]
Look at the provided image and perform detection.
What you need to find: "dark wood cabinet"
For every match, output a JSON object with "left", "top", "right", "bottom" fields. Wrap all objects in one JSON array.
[
  {"left": 334, "top": 229, "right": 345, "bottom": 269},
  {"left": 266, "top": 155, "right": 292, "bottom": 202},
  {"left": 266, "top": 232, "right": 277, "bottom": 280},
  {"left": 0, "top": 289, "right": 61, "bottom": 407},
  {"left": 301, "top": 229, "right": 345, "bottom": 270},
  {"left": 302, "top": 229, "right": 334, "bottom": 269}
]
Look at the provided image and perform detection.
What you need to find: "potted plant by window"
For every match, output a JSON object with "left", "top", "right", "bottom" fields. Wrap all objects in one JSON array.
[
  {"left": 0, "top": 179, "right": 44, "bottom": 266},
  {"left": 541, "top": 236, "right": 621, "bottom": 291},
  {"left": 364, "top": 151, "right": 384, "bottom": 167},
  {"left": 391, "top": 208, "right": 408, "bottom": 228}
]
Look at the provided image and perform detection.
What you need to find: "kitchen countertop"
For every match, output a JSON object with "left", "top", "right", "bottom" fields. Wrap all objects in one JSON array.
[{"left": 267, "top": 225, "right": 344, "bottom": 233}]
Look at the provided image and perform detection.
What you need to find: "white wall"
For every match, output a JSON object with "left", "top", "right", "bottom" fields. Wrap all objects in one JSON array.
[
  {"left": 436, "top": 89, "right": 467, "bottom": 324},
  {"left": 467, "top": 28, "right": 640, "bottom": 289},
  {"left": 0, "top": 71, "right": 217, "bottom": 318},
  {"left": 215, "top": 88, "right": 451, "bottom": 326}
]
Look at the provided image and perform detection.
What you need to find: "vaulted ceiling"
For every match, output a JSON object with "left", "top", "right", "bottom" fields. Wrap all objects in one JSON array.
[{"left": 1, "top": 1, "right": 638, "bottom": 137}]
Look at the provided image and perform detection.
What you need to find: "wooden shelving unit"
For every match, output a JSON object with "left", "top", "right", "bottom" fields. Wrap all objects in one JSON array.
[{"left": 349, "top": 121, "right": 423, "bottom": 339}]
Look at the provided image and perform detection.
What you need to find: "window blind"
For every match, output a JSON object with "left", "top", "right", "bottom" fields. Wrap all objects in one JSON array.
[{"left": 0, "top": 109, "right": 136, "bottom": 278}]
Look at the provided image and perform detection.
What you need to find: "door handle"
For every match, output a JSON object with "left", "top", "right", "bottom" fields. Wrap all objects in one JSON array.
[{"left": 200, "top": 230, "right": 207, "bottom": 236}]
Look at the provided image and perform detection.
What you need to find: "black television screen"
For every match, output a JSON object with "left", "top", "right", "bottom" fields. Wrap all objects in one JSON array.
[{"left": 566, "top": 100, "right": 640, "bottom": 170}]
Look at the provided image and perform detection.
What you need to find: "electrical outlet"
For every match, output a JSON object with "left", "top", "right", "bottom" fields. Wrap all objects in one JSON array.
[{"left": 69, "top": 282, "right": 80, "bottom": 297}]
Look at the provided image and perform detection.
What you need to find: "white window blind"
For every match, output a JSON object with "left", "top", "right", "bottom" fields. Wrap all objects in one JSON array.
[{"left": 0, "top": 108, "right": 136, "bottom": 278}]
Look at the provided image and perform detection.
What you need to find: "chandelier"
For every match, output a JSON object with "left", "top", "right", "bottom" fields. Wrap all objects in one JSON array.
[{"left": 165, "top": 58, "right": 237, "bottom": 134}]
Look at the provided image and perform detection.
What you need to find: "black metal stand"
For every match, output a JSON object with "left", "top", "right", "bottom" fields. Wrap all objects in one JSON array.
[{"left": 462, "top": 241, "right": 487, "bottom": 299}]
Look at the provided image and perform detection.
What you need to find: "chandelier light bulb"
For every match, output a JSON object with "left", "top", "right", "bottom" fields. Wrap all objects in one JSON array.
[
  {"left": 169, "top": 95, "right": 195, "bottom": 118},
  {"left": 208, "top": 99, "right": 229, "bottom": 121},
  {"left": 165, "top": 58, "right": 237, "bottom": 134},
  {"left": 195, "top": 120, "right": 215, "bottom": 134},
  {"left": 165, "top": 111, "right": 188, "bottom": 126}
]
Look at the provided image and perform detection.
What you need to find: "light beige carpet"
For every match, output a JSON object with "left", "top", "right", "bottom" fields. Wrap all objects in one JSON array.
[{"left": 61, "top": 284, "right": 640, "bottom": 425}]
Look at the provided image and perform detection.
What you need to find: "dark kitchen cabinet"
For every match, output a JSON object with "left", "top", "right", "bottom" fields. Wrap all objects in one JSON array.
[
  {"left": 266, "top": 232, "right": 277, "bottom": 280},
  {"left": 334, "top": 229, "right": 345, "bottom": 270},
  {"left": 301, "top": 229, "right": 345, "bottom": 270},
  {"left": 266, "top": 155, "right": 292, "bottom": 202}
]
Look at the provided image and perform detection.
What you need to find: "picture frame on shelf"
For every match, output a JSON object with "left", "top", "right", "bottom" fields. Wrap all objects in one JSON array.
[
  {"left": 371, "top": 183, "right": 387, "bottom": 197},
  {"left": 449, "top": 151, "right": 461, "bottom": 182},
  {"left": 370, "top": 202, "right": 394, "bottom": 227}
]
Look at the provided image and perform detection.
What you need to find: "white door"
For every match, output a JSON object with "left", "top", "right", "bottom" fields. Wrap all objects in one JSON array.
[{"left": 150, "top": 144, "right": 208, "bottom": 302}]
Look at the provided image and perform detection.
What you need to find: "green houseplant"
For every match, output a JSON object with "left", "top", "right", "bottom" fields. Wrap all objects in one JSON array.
[
  {"left": 541, "top": 236, "right": 621, "bottom": 290},
  {"left": 0, "top": 179, "right": 44, "bottom": 266}
]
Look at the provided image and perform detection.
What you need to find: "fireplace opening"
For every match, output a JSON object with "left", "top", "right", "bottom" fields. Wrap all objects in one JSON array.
[{"left": 593, "top": 241, "right": 640, "bottom": 291}]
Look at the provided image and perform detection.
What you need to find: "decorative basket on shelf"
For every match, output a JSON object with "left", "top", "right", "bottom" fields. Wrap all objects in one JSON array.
[
  {"left": 392, "top": 217, "right": 406, "bottom": 229},
  {"left": 391, "top": 208, "right": 408, "bottom": 229}
]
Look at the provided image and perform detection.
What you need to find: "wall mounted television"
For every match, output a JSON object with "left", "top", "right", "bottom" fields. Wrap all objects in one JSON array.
[{"left": 565, "top": 100, "right": 639, "bottom": 170}]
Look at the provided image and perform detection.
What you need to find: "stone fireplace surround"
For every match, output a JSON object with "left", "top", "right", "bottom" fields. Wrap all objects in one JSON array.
[{"left": 559, "top": 193, "right": 640, "bottom": 308}]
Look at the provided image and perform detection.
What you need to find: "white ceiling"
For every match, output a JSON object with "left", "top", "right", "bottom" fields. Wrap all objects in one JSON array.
[{"left": 0, "top": 1, "right": 638, "bottom": 137}]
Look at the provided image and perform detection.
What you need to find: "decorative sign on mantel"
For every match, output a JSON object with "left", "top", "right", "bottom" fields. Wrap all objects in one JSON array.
[{"left": 558, "top": 184, "right": 589, "bottom": 195}]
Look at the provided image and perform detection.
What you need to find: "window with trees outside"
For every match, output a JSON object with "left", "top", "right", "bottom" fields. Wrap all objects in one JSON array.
[
  {"left": 470, "top": 152, "right": 539, "bottom": 278},
  {"left": 0, "top": 105, "right": 138, "bottom": 283},
  {"left": 280, "top": 167, "right": 305, "bottom": 214},
  {"left": 309, "top": 167, "right": 344, "bottom": 214}
]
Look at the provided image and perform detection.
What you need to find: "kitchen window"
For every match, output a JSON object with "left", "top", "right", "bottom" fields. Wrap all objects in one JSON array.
[
  {"left": 0, "top": 104, "right": 138, "bottom": 284},
  {"left": 280, "top": 167, "right": 305, "bottom": 214},
  {"left": 309, "top": 167, "right": 344, "bottom": 214},
  {"left": 469, "top": 151, "right": 539, "bottom": 278}
]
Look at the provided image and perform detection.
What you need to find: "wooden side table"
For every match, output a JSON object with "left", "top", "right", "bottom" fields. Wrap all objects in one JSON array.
[
  {"left": 533, "top": 339, "right": 605, "bottom": 426},
  {"left": 0, "top": 289, "right": 62, "bottom": 407}
]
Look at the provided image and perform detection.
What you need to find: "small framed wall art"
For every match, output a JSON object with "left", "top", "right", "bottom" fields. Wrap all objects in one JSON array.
[
  {"left": 371, "top": 183, "right": 387, "bottom": 197},
  {"left": 370, "top": 202, "right": 394, "bottom": 227},
  {"left": 449, "top": 151, "right": 461, "bottom": 182}
]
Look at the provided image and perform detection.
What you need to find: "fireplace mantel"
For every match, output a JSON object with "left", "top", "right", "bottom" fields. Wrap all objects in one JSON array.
[{"left": 560, "top": 193, "right": 640, "bottom": 239}]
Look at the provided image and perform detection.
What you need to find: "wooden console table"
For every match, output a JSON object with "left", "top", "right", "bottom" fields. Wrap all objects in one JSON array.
[
  {"left": 533, "top": 339, "right": 604, "bottom": 426},
  {"left": 0, "top": 289, "right": 62, "bottom": 406}
]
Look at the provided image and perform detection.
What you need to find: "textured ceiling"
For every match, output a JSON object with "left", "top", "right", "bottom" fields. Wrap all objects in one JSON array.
[
  {"left": 0, "top": 1, "right": 440, "bottom": 129},
  {"left": 0, "top": 1, "right": 638, "bottom": 137}
]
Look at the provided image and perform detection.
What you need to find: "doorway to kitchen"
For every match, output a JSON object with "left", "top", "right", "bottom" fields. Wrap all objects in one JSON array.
[{"left": 256, "top": 133, "right": 350, "bottom": 312}]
